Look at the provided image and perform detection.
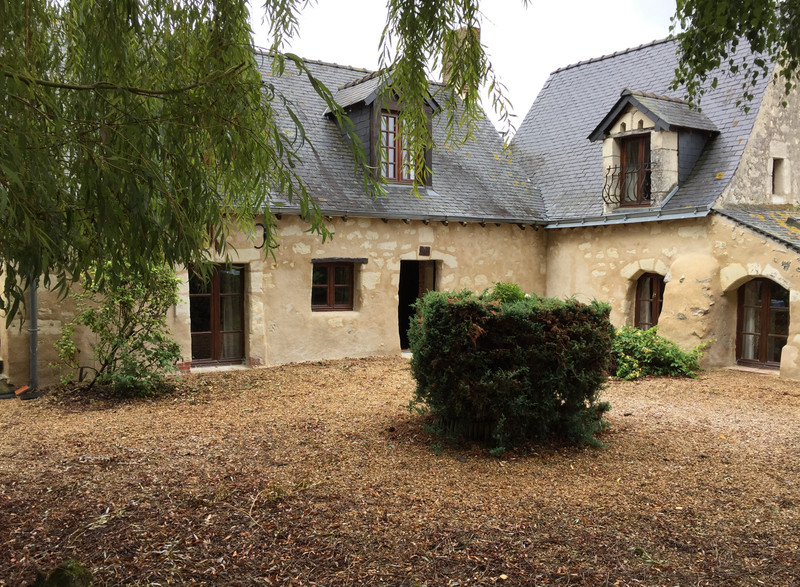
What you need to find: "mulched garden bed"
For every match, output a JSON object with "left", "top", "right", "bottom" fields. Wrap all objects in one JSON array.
[{"left": 1, "top": 357, "right": 799, "bottom": 585}]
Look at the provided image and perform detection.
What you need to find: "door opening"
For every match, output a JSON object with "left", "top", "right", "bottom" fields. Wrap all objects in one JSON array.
[
  {"left": 398, "top": 260, "right": 436, "bottom": 349},
  {"left": 189, "top": 265, "right": 246, "bottom": 365},
  {"left": 736, "top": 278, "right": 789, "bottom": 368}
]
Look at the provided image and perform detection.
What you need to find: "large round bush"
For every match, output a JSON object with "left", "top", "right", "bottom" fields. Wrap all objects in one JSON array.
[{"left": 408, "top": 287, "right": 615, "bottom": 450}]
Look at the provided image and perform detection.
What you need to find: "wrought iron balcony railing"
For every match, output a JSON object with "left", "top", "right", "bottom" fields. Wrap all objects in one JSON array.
[{"left": 602, "top": 162, "right": 653, "bottom": 206}]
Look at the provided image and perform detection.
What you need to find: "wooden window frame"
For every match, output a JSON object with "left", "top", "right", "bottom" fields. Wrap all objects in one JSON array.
[
  {"left": 311, "top": 262, "right": 355, "bottom": 311},
  {"left": 379, "top": 111, "right": 419, "bottom": 184},
  {"left": 619, "top": 134, "right": 651, "bottom": 207},
  {"left": 189, "top": 265, "right": 246, "bottom": 365},
  {"left": 369, "top": 99, "right": 433, "bottom": 186},
  {"left": 736, "top": 278, "right": 789, "bottom": 368},
  {"left": 634, "top": 272, "right": 665, "bottom": 330}
]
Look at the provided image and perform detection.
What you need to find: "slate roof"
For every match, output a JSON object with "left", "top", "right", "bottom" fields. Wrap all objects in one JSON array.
[
  {"left": 255, "top": 52, "right": 544, "bottom": 223},
  {"left": 630, "top": 91, "right": 718, "bottom": 133},
  {"left": 715, "top": 207, "right": 800, "bottom": 253},
  {"left": 329, "top": 71, "right": 383, "bottom": 110},
  {"left": 325, "top": 70, "right": 439, "bottom": 114},
  {"left": 588, "top": 89, "right": 718, "bottom": 141},
  {"left": 513, "top": 38, "right": 773, "bottom": 222}
]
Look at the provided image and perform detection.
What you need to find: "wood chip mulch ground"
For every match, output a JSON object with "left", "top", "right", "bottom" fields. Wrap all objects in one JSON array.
[{"left": 1, "top": 357, "right": 799, "bottom": 586}]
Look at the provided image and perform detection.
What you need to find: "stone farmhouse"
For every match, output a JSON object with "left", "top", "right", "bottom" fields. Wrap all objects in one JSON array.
[{"left": 4, "top": 36, "right": 800, "bottom": 388}]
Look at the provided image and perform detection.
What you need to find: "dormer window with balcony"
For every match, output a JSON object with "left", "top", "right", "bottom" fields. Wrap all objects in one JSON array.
[
  {"left": 589, "top": 89, "right": 719, "bottom": 213},
  {"left": 326, "top": 72, "right": 438, "bottom": 186}
]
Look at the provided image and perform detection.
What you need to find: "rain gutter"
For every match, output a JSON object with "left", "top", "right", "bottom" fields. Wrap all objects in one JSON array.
[
  {"left": 268, "top": 206, "right": 546, "bottom": 228},
  {"left": 544, "top": 204, "right": 712, "bottom": 230}
]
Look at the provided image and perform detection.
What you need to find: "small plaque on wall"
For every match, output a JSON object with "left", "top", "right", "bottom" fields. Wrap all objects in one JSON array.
[{"left": 419, "top": 246, "right": 431, "bottom": 256}]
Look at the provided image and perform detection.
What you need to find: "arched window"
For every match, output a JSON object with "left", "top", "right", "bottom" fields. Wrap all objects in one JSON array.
[
  {"left": 635, "top": 273, "right": 665, "bottom": 330},
  {"left": 737, "top": 278, "right": 789, "bottom": 367}
]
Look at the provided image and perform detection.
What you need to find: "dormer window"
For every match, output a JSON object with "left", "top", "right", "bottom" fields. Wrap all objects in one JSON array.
[
  {"left": 380, "top": 112, "right": 416, "bottom": 183},
  {"left": 326, "top": 71, "right": 438, "bottom": 187},
  {"left": 590, "top": 89, "right": 719, "bottom": 212},
  {"left": 620, "top": 135, "right": 651, "bottom": 206}
]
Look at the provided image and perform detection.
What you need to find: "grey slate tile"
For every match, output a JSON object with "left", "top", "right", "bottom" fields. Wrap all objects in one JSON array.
[
  {"left": 257, "top": 53, "right": 545, "bottom": 223},
  {"left": 716, "top": 207, "right": 800, "bottom": 252}
]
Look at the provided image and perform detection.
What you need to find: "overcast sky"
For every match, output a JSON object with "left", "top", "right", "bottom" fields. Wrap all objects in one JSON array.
[{"left": 249, "top": 1, "right": 677, "bottom": 131}]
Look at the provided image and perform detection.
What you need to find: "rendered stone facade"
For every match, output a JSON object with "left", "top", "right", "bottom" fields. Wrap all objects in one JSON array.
[
  {"left": 543, "top": 213, "right": 800, "bottom": 378},
  {"left": 168, "top": 216, "right": 546, "bottom": 369}
]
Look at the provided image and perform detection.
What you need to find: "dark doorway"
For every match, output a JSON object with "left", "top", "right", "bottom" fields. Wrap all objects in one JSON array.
[
  {"left": 398, "top": 260, "right": 436, "bottom": 349},
  {"left": 189, "top": 265, "right": 245, "bottom": 365}
]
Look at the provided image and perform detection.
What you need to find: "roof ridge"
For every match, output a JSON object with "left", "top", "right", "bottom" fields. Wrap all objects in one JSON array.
[
  {"left": 338, "top": 70, "right": 447, "bottom": 91},
  {"left": 252, "top": 50, "right": 444, "bottom": 89},
  {"left": 339, "top": 69, "right": 385, "bottom": 90},
  {"left": 252, "top": 46, "right": 373, "bottom": 74},
  {"left": 550, "top": 36, "right": 673, "bottom": 75},
  {"left": 623, "top": 88, "right": 688, "bottom": 104}
]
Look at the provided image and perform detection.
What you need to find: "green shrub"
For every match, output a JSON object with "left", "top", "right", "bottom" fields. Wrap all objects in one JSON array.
[
  {"left": 408, "top": 288, "right": 615, "bottom": 450},
  {"left": 483, "top": 281, "right": 527, "bottom": 304},
  {"left": 55, "top": 263, "right": 182, "bottom": 395},
  {"left": 612, "top": 325, "right": 704, "bottom": 380}
]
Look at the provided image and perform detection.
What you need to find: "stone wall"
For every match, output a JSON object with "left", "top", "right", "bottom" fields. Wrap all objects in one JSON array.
[
  {"left": 1, "top": 281, "right": 98, "bottom": 390},
  {"left": 544, "top": 213, "right": 800, "bottom": 377},
  {"left": 6, "top": 210, "right": 800, "bottom": 384},
  {"left": 720, "top": 75, "right": 800, "bottom": 207},
  {"left": 171, "top": 216, "right": 547, "bottom": 367},
  {"left": 1, "top": 216, "right": 547, "bottom": 388}
]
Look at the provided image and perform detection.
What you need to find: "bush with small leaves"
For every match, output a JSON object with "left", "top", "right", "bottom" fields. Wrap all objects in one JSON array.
[
  {"left": 612, "top": 325, "right": 705, "bottom": 380},
  {"left": 482, "top": 281, "right": 527, "bottom": 304},
  {"left": 408, "top": 288, "right": 614, "bottom": 451},
  {"left": 55, "top": 263, "right": 182, "bottom": 396}
]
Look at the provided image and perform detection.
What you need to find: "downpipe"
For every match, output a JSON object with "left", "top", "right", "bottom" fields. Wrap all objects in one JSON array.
[
  {"left": 29, "top": 275, "right": 39, "bottom": 390},
  {"left": 15, "top": 276, "right": 42, "bottom": 399}
]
